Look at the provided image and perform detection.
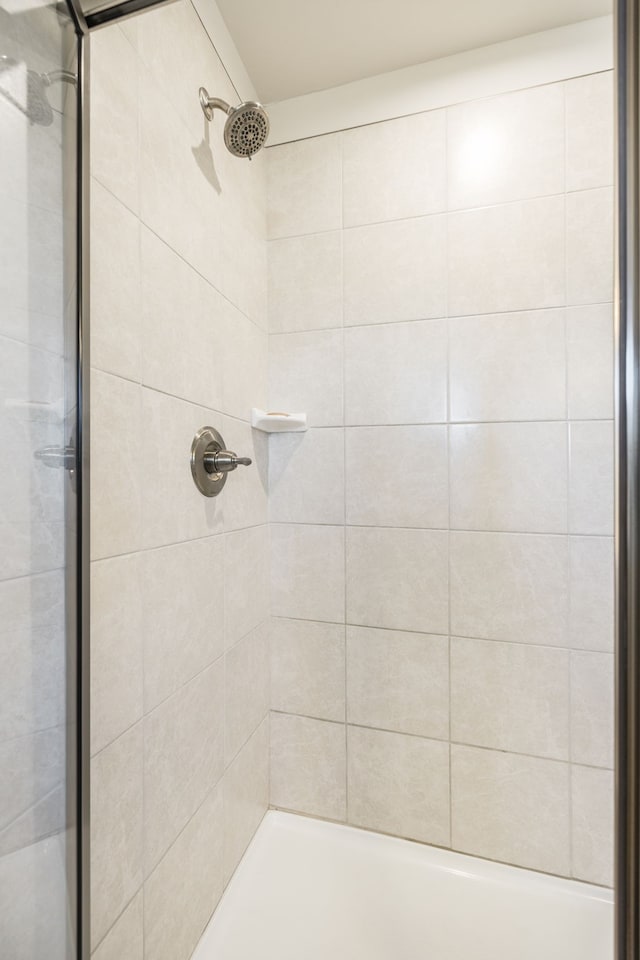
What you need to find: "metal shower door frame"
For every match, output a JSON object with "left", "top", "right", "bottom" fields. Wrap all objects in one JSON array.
[{"left": 616, "top": 0, "right": 640, "bottom": 958}]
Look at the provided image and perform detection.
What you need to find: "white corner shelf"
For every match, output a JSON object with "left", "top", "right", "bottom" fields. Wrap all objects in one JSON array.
[{"left": 251, "top": 408, "right": 307, "bottom": 433}]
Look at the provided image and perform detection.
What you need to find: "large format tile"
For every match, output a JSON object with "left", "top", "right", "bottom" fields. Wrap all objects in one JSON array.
[
  {"left": 144, "top": 786, "right": 224, "bottom": 960},
  {"left": 223, "top": 719, "right": 269, "bottom": 885},
  {"left": 224, "top": 622, "right": 270, "bottom": 764},
  {"left": 271, "top": 524, "right": 345, "bottom": 623},
  {"left": 451, "top": 745, "right": 571, "bottom": 875},
  {"left": 450, "top": 422, "right": 568, "bottom": 534},
  {"left": 348, "top": 726, "right": 450, "bottom": 845},
  {"left": 91, "top": 554, "right": 143, "bottom": 756},
  {"left": 92, "top": 891, "right": 143, "bottom": 960},
  {"left": 571, "top": 765, "right": 614, "bottom": 887},
  {"left": 342, "top": 109, "right": 446, "bottom": 226},
  {"left": 347, "top": 626, "right": 448, "bottom": 739},
  {"left": 269, "top": 329, "right": 343, "bottom": 428},
  {"left": 270, "top": 429, "right": 345, "bottom": 525},
  {"left": 270, "top": 714, "right": 346, "bottom": 821},
  {"left": 139, "top": 390, "right": 223, "bottom": 550},
  {"left": 343, "top": 216, "right": 447, "bottom": 326},
  {"left": 569, "top": 421, "right": 614, "bottom": 535},
  {"left": 90, "top": 25, "right": 139, "bottom": 212},
  {"left": 451, "top": 637, "right": 569, "bottom": 760},
  {"left": 570, "top": 652, "right": 614, "bottom": 769},
  {"left": 224, "top": 525, "right": 269, "bottom": 650},
  {"left": 567, "top": 303, "right": 614, "bottom": 420},
  {"left": 448, "top": 196, "right": 564, "bottom": 317},
  {"left": 569, "top": 536, "right": 614, "bottom": 651},
  {"left": 449, "top": 310, "right": 566, "bottom": 422},
  {"left": 267, "top": 135, "right": 342, "bottom": 239},
  {"left": 271, "top": 618, "right": 345, "bottom": 722},
  {"left": 90, "top": 371, "right": 142, "bottom": 560},
  {"left": 345, "top": 425, "right": 448, "bottom": 528},
  {"left": 90, "top": 724, "right": 143, "bottom": 950},
  {"left": 345, "top": 320, "right": 447, "bottom": 425},
  {"left": 447, "top": 83, "right": 564, "bottom": 209},
  {"left": 143, "top": 662, "right": 224, "bottom": 876},
  {"left": 140, "top": 537, "right": 225, "bottom": 712},
  {"left": 450, "top": 532, "right": 568, "bottom": 645},
  {"left": 140, "top": 227, "right": 225, "bottom": 411},
  {"left": 220, "top": 418, "right": 268, "bottom": 532},
  {"left": 565, "top": 72, "right": 614, "bottom": 192},
  {"left": 90, "top": 178, "right": 141, "bottom": 382},
  {"left": 566, "top": 187, "right": 614, "bottom": 306},
  {"left": 268, "top": 232, "right": 343, "bottom": 333},
  {"left": 346, "top": 527, "right": 448, "bottom": 634}
]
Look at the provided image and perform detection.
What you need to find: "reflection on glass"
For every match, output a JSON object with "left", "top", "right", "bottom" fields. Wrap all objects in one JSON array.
[{"left": 0, "top": 1, "right": 78, "bottom": 957}]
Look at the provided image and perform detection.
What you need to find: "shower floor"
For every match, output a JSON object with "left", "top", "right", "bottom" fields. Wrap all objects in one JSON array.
[{"left": 192, "top": 811, "right": 613, "bottom": 960}]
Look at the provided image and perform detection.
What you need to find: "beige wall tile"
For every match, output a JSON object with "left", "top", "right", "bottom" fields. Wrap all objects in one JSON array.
[
  {"left": 450, "top": 422, "right": 568, "bottom": 534},
  {"left": 565, "top": 72, "right": 614, "bottom": 192},
  {"left": 224, "top": 525, "right": 270, "bottom": 650},
  {"left": 345, "top": 320, "right": 447, "bottom": 425},
  {"left": 143, "top": 662, "right": 224, "bottom": 876},
  {"left": 451, "top": 637, "right": 569, "bottom": 759},
  {"left": 221, "top": 418, "right": 269, "bottom": 532},
  {"left": 566, "top": 187, "right": 614, "bottom": 306},
  {"left": 267, "top": 134, "right": 342, "bottom": 239},
  {"left": 348, "top": 726, "right": 450, "bottom": 845},
  {"left": 344, "top": 216, "right": 447, "bottom": 325},
  {"left": 451, "top": 531, "right": 568, "bottom": 645},
  {"left": 449, "top": 310, "right": 566, "bottom": 422},
  {"left": 569, "top": 420, "right": 614, "bottom": 535},
  {"left": 347, "top": 626, "right": 448, "bottom": 739},
  {"left": 269, "top": 329, "right": 344, "bottom": 428},
  {"left": 90, "top": 179, "right": 141, "bottom": 382},
  {"left": 569, "top": 536, "right": 614, "bottom": 651},
  {"left": 223, "top": 719, "right": 269, "bottom": 885},
  {"left": 224, "top": 622, "right": 270, "bottom": 764},
  {"left": 140, "top": 537, "right": 225, "bottom": 713},
  {"left": 448, "top": 83, "right": 565, "bottom": 209},
  {"left": 346, "top": 425, "right": 448, "bottom": 528},
  {"left": 90, "top": 725, "right": 143, "bottom": 950},
  {"left": 92, "top": 891, "right": 143, "bottom": 960},
  {"left": 571, "top": 765, "right": 614, "bottom": 886},
  {"left": 90, "top": 25, "right": 139, "bottom": 213},
  {"left": 270, "top": 429, "right": 345, "bottom": 525},
  {"left": 91, "top": 371, "right": 142, "bottom": 560},
  {"left": 343, "top": 109, "right": 446, "bottom": 226},
  {"left": 347, "top": 527, "right": 448, "bottom": 634},
  {"left": 271, "top": 523, "right": 345, "bottom": 622},
  {"left": 221, "top": 307, "right": 268, "bottom": 421},
  {"left": 139, "top": 390, "right": 224, "bottom": 550},
  {"left": 448, "top": 196, "right": 564, "bottom": 316},
  {"left": 91, "top": 555, "right": 143, "bottom": 756},
  {"left": 451, "top": 744, "right": 571, "bottom": 875},
  {"left": 567, "top": 304, "right": 614, "bottom": 420},
  {"left": 570, "top": 652, "right": 614, "bottom": 769},
  {"left": 269, "top": 232, "right": 343, "bottom": 333},
  {"left": 144, "top": 786, "right": 224, "bottom": 960},
  {"left": 271, "top": 618, "right": 345, "bottom": 722},
  {"left": 270, "top": 713, "right": 346, "bottom": 820}
]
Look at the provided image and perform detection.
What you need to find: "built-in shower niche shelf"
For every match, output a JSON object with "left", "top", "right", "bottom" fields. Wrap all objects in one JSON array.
[{"left": 251, "top": 408, "right": 307, "bottom": 433}]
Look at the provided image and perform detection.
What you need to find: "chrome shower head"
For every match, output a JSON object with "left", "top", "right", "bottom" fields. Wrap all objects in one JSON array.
[{"left": 198, "top": 87, "right": 269, "bottom": 158}]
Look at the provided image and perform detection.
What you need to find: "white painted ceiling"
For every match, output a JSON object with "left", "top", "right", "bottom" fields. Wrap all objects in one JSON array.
[{"left": 215, "top": 0, "right": 612, "bottom": 103}]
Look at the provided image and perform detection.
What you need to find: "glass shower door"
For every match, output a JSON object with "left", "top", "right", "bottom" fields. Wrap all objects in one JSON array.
[{"left": 0, "top": 1, "right": 81, "bottom": 956}]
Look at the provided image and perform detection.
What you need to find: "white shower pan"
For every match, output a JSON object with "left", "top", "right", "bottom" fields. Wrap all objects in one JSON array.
[{"left": 193, "top": 811, "right": 613, "bottom": 960}]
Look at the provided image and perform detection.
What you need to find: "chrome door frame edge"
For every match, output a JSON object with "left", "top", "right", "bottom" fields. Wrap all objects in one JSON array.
[{"left": 616, "top": 1, "right": 640, "bottom": 957}]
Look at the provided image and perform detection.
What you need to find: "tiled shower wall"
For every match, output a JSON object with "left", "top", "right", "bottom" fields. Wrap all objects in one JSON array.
[
  {"left": 89, "top": 5, "right": 269, "bottom": 960},
  {"left": 268, "top": 72, "right": 615, "bottom": 885}
]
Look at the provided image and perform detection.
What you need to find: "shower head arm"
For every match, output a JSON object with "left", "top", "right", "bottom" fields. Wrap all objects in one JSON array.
[{"left": 199, "top": 87, "right": 231, "bottom": 122}]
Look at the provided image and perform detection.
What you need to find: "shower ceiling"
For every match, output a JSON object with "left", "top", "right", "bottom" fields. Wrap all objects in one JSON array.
[{"left": 215, "top": 0, "right": 612, "bottom": 102}]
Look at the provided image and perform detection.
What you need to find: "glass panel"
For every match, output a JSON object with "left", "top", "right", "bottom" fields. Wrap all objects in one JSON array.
[{"left": 0, "top": 1, "right": 79, "bottom": 957}]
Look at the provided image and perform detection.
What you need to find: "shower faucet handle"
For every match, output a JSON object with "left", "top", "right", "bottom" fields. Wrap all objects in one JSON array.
[{"left": 203, "top": 449, "right": 252, "bottom": 474}]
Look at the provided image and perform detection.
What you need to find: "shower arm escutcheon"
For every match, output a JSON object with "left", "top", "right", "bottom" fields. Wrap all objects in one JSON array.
[{"left": 191, "top": 426, "right": 252, "bottom": 497}]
